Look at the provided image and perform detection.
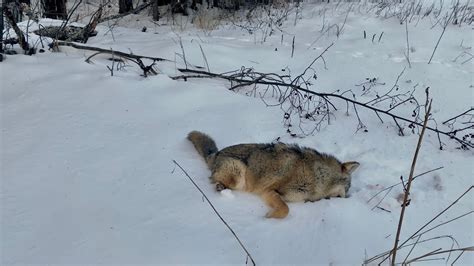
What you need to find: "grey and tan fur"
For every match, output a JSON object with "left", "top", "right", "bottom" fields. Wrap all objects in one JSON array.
[{"left": 187, "top": 131, "right": 359, "bottom": 219}]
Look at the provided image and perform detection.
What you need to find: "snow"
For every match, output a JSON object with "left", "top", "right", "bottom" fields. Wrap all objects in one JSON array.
[{"left": 1, "top": 1, "right": 473, "bottom": 265}]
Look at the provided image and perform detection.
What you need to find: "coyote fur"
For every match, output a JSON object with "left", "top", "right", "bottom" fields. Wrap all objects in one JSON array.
[{"left": 187, "top": 131, "right": 359, "bottom": 219}]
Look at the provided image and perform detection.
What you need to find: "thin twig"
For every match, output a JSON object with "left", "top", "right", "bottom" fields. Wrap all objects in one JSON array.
[
  {"left": 401, "top": 186, "right": 473, "bottom": 248},
  {"left": 393, "top": 117, "right": 405, "bottom": 136},
  {"left": 405, "top": 247, "right": 474, "bottom": 264},
  {"left": 451, "top": 250, "right": 465, "bottom": 264},
  {"left": 291, "top": 36, "right": 295, "bottom": 58},
  {"left": 179, "top": 37, "right": 187, "bottom": 69},
  {"left": 412, "top": 211, "right": 474, "bottom": 239},
  {"left": 199, "top": 44, "right": 210, "bottom": 73},
  {"left": 403, "top": 235, "right": 422, "bottom": 264},
  {"left": 367, "top": 167, "right": 444, "bottom": 204},
  {"left": 443, "top": 108, "right": 473, "bottom": 124},
  {"left": 172, "top": 160, "right": 256, "bottom": 266},
  {"left": 59, "top": 0, "right": 83, "bottom": 33},
  {"left": 371, "top": 187, "right": 393, "bottom": 211},
  {"left": 405, "top": 21, "right": 411, "bottom": 68},
  {"left": 368, "top": 186, "right": 473, "bottom": 264},
  {"left": 428, "top": 7, "right": 456, "bottom": 64},
  {"left": 366, "top": 235, "right": 459, "bottom": 264}
]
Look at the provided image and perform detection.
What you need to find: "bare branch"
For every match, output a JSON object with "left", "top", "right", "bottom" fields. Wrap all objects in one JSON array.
[{"left": 174, "top": 67, "right": 473, "bottom": 149}]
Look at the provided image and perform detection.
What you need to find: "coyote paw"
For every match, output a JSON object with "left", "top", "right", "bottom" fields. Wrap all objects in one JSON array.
[
  {"left": 265, "top": 208, "right": 289, "bottom": 219},
  {"left": 265, "top": 212, "right": 275, "bottom": 219},
  {"left": 215, "top": 183, "right": 226, "bottom": 192}
]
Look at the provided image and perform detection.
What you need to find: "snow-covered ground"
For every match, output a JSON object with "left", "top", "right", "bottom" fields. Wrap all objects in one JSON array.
[{"left": 1, "top": 1, "right": 473, "bottom": 265}]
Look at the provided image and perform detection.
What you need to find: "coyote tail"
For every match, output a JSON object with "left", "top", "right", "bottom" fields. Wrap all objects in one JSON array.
[{"left": 187, "top": 131, "right": 218, "bottom": 168}]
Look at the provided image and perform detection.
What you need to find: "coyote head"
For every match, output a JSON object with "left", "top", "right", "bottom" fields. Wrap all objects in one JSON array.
[{"left": 323, "top": 161, "right": 360, "bottom": 199}]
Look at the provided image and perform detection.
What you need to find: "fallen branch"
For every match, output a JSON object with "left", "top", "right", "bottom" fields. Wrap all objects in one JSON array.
[
  {"left": 172, "top": 160, "right": 256, "bottom": 266},
  {"left": 53, "top": 41, "right": 171, "bottom": 62},
  {"left": 52, "top": 41, "right": 170, "bottom": 76},
  {"left": 173, "top": 68, "right": 473, "bottom": 149},
  {"left": 36, "top": 1, "right": 104, "bottom": 43}
]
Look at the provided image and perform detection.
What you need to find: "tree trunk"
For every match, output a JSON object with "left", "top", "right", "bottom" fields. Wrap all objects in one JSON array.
[
  {"left": 152, "top": 0, "right": 160, "bottom": 21},
  {"left": 0, "top": 2, "right": 4, "bottom": 61},
  {"left": 57, "top": 0, "right": 66, "bottom": 19},
  {"left": 119, "top": 0, "right": 133, "bottom": 13},
  {"left": 43, "top": 0, "right": 67, "bottom": 19},
  {"left": 152, "top": 0, "right": 172, "bottom": 20}
]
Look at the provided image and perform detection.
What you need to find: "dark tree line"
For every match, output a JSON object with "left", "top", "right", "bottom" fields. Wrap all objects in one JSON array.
[
  {"left": 0, "top": 0, "right": 288, "bottom": 55},
  {"left": 43, "top": 0, "right": 67, "bottom": 19},
  {"left": 2, "top": 0, "right": 66, "bottom": 20},
  {"left": 151, "top": 0, "right": 281, "bottom": 21},
  {"left": 4, "top": 0, "right": 285, "bottom": 23},
  {"left": 119, "top": 0, "right": 133, "bottom": 13}
]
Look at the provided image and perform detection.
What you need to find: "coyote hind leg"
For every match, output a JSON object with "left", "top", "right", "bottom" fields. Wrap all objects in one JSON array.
[
  {"left": 210, "top": 171, "right": 236, "bottom": 191},
  {"left": 210, "top": 159, "right": 246, "bottom": 191}
]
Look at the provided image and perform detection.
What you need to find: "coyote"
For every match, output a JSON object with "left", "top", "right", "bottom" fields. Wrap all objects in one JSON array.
[{"left": 187, "top": 131, "right": 359, "bottom": 219}]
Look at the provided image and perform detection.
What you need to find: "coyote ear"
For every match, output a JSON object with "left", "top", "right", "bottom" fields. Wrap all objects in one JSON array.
[{"left": 342, "top": 161, "right": 360, "bottom": 174}]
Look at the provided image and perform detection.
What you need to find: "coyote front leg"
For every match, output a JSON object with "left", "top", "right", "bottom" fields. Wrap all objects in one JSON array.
[{"left": 261, "top": 190, "right": 289, "bottom": 219}]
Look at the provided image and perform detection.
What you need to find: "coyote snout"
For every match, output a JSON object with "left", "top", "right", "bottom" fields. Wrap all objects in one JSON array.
[{"left": 187, "top": 131, "right": 359, "bottom": 219}]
